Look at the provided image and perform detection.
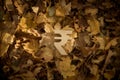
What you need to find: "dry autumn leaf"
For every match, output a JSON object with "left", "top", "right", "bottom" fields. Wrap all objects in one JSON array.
[
  {"left": 94, "top": 36, "right": 106, "bottom": 50},
  {"left": 105, "top": 38, "right": 118, "bottom": 50},
  {"left": 14, "top": 1, "right": 28, "bottom": 14},
  {"left": 85, "top": 8, "right": 98, "bottom": 15},
  {"left": 38, "top": 47, "right": 53, "bottom": 62},
  {"left": 104, "top": 69, "right": 115, "bottom": 80},
  {"left": 5, "top": 0, "right": 14, "bottom": 11},
  {"left": 22, "top": 38, "right": 39, "bottom": 57},
  {"left": 55, "top": 0, "right": 71, "bottom": 16},
  {"left": 32, "top": 6, "right": 39, "bottom": 14},
  {"left": 0, "top": 0, "right": 120, "bottom": 80},
  {"left": 56, "top": 56, "right": 76, "bottom": 79},
  {"left": 44, "top": 23, "right": 54, "bottom": 33},
  {"left": 87, "top": 17, "right": 100, "bottom": 35}
]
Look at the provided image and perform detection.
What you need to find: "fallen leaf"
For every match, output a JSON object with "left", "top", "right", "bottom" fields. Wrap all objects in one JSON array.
[
  {"left": 92, "top": 55, "right": 105, "bottom": 64},
  {"left": 5, "top": 0, "right": 14, "bottom": 11},
  {"left": 36, "top": 12, "right": 47, "bottom": 24},
  {"left": 37, "top": 47, "right": 54, "bottom": 62},
  {"left": 105, "top": 38, "right": 118, "bottom": 50},
  {"left": 32, "top": 6, "right": 39, "bottom": 14},
  {"left": 27, "top": 59, "right": 33, "bottom": 66},
  {"left": 89, "top": 64, "right": 98, "bottom": 76},
  {"left": 56, "top": 56, "right": 76, "bottom": 79},
  {"left": 0, "top": 33, "right": 14, "bottom": 56},
  {"left": 87, "top": 17, "right": 100, "bottom": 35},
  {"left": 19, "top": 17, "right": 28, "bottom": 29},
  {"left": 55, "top": 4, "right": 65, "bottom": 17},
  {"left": 55, "top": 0, "right": 71, "bottom": 16},
  {"left": 102, "top": 50, "right": 116, "bottom": 73},
  {"left": 22, "top": 71, "right": 36, "bottom": 80},
  {"left": 22, "top": 39, "right": 39, "bottom": 57},
  {"left": 44, "top": 23, "right": 54, "bottom": 33},
  {"left": 104, "top": 69, "right": 115, "bottom": 80},
  {"left": 64, "top": 39, "right": 75, "bottom": 54},
  {"left": 33, "top": 67, "right": 42, "bottom": 76},
  {"left": 54, "top": 22, "right": 61, "bottom": 30},
  {"left": 74, "top": 23, "right": 81, "bottom": 32},
  {"left": 0, "top": 22, "right": 16, "bottom": 56},
  {"left": 85, "top": 7, "right": 98, "bottom": 15},
  {"left": 14, "top": 1, "right": 28, "bottom": 14},
  {"left": 94, "top": 36, "right": 105, "bottom": 50}
]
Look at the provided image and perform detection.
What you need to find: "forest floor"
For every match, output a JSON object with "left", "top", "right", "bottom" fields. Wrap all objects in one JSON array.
[{"left": 0, "top": 0, "right": 120, "bottom": 80}]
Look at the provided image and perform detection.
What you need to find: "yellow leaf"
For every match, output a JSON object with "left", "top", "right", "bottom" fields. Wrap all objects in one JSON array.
[
  {"left": 0, "top": 33, "right": 15, "bottom": 56},
  {"left": 56, "top": 4, "right": 65, "bottom": 17},
  {"left": 36, "top": 13, "right": 47, "bottom": 24},
  {"left": 54, "top": 22, "right": 61, "bottom": 30},
  {"left": 87, "top": 17, "right": 100, "bottom": 35},
  {"left": 32, "top": 6, "right": 39, "bottom": 14},
  {"left": 44, "top": 23, "right": 54, "bottom": 33},
  {"left": 95, "top": 36, "right": 105, "bottom": 50},
  {"left": 19, "top": 17, "right": 28, "bottom": 29}
]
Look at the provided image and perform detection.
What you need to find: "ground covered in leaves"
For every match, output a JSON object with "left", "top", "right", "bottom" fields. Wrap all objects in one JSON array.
[{"left": 0, "top": 0, "right": 120, "bottom": 80}]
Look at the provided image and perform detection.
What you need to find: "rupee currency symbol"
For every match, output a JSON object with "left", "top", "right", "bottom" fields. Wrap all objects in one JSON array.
[{"left": 54, "top": 30, "right": 72, "bottom": 55}]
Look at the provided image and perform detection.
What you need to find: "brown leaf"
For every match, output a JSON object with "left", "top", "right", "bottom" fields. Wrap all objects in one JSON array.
[
  {"left": 105, "top": 38, "right": 118, "bottom": 50},
  {"left": 94, "top": 36, "right": 105, "bottom": 50},
  {"left": 56, "top": 56, "right": 76, "bottom": 79},
  {"left": 102, "top": 50, "right": 116, "bottom": 73},
  {"left": 22, "top": 39, "right": 39, "bottom": 57},
  {"left": 55, "top": 0, "right": 71, "bottom": 16},
  {"left": 5, "top": 0, "right": 14, "bottom": 11},
  {"left": 85, "top": 8, "right": 98, "bottom": 16},
  {"left": 76, "top": 32, "right": 89, "bottom": 57},
  {"left": 104, "top": 69, "right": 115, "bottom": 80}
]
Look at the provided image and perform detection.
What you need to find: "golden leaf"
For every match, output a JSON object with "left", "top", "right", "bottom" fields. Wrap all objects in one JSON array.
[
  {"left": 87, "top": 17, "right": 100, "bottom": 35},
  {"left": 19, "top": 12, "right": 37, "bottom": 31},
  {"left": 56, "top": 4, "right": 65, "bottom": 17},
  {"left": 36, "top": 13, "right": 47, "bottom": 24},
  {"left": 94, "top": 36, "right": 105, "bottom": 50},
  {"left": 32, "top": 6, "right": 39, "bottom": 14},
  {"left": 14, "top": 1, "right": 28, "bottom": 14},
  {"left": 0, "top": 33, "right": 14, "bottom": 56},
  {"left": 55, "top": 0, "right": 71, "bottom": 16},
  {"left": 44, "top": 23, "right": 54, "bottom": 33}
]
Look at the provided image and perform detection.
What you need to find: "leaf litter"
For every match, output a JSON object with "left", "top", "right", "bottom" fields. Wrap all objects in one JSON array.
[{"left": 0, "top": 0, "right": 120, "bottom": 80}]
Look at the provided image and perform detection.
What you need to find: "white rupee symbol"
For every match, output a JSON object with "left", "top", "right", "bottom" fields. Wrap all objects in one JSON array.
[{"left": 54, "top": 30, "right": 72, "bottom": 55}]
